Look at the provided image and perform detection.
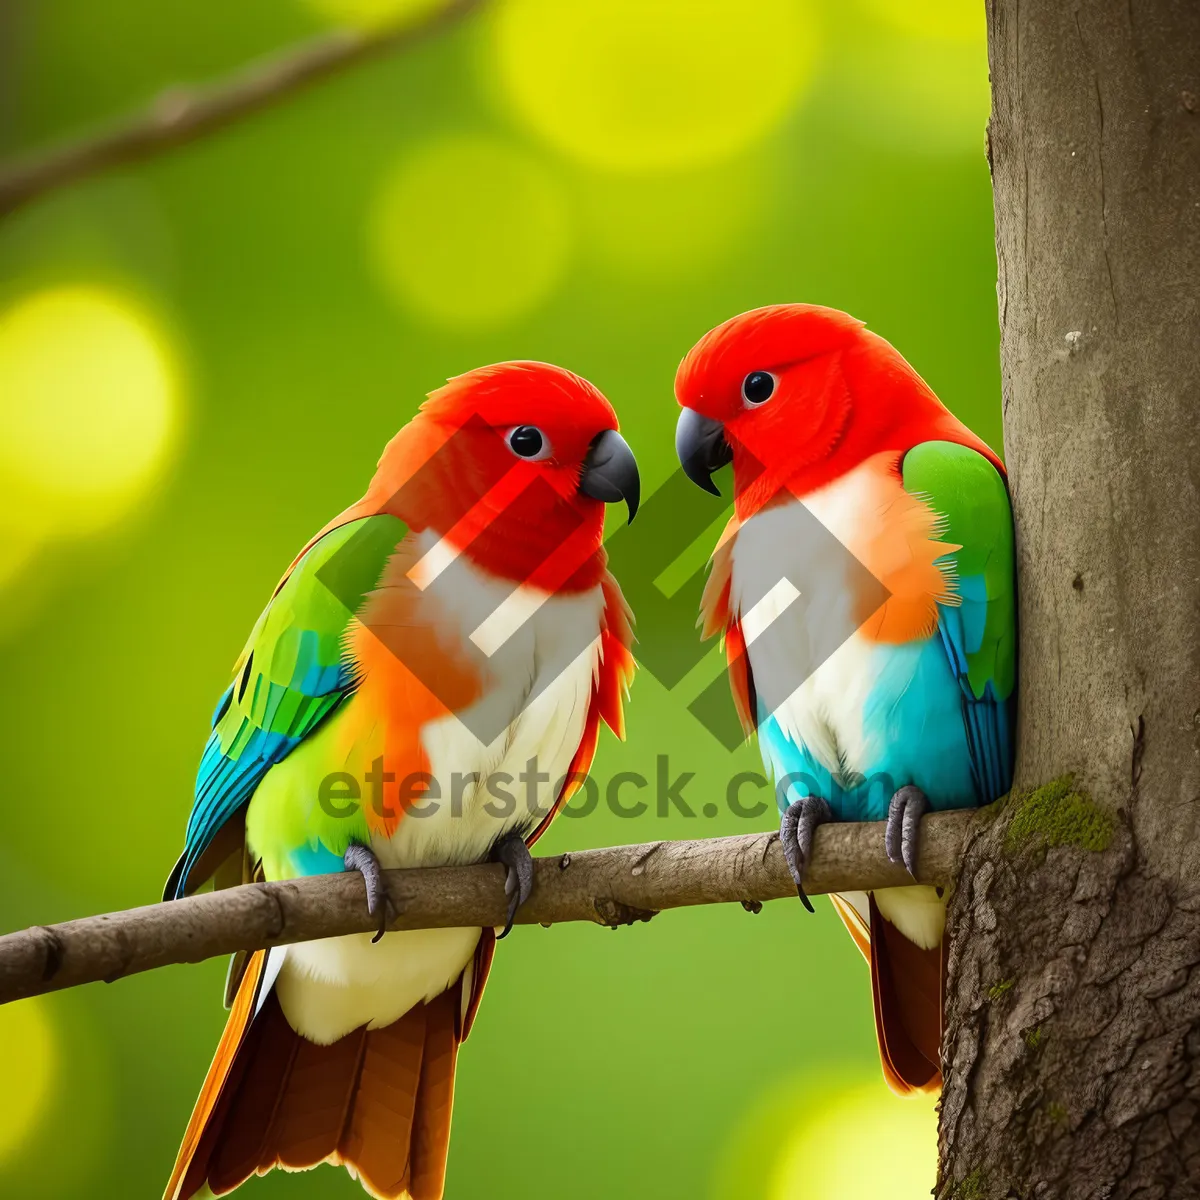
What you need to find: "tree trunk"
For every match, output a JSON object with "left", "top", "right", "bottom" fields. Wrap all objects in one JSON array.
[{"left": 937, "top": 1, "right": 1200, "bottom": 1196}]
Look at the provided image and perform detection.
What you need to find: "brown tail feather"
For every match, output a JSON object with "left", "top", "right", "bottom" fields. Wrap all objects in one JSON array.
[
  {"left": 409, "top": 986, "right": 458, "bottom": 1200},
  {"left": 166, "top": 966, "right": 463, "bottom": 1200},
  {"left": 206, "top": 993, "right": 304, "bottom": 1190},
  {"left": 868, "top": 895, "right": 944, "bottom": 1096},
  {"left": 339, "top": 1001, "right": 429, "bottom": 1198}
]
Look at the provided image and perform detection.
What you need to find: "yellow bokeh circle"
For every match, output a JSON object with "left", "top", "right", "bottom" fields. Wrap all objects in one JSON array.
[
  {"left": 0, "top": 998, "right": 57, "bottom": 1161},
  {"left": 770, "top": 1079, "right": 936, "bottom": 1200},
  {"left": 0, "top": 285, "right": 181, "bottom": 538},
  {"left": 490, "top": 0, "right": 818, "bottom": 173},
  {"left": 370, "top": 137, "right": 571, "bottom": 329}
]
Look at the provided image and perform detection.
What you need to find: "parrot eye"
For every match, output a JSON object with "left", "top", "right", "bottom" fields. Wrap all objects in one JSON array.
[
  {"left": 741, "top": 371, "right": 777, "bottom": 406},
  {"left": 507, "top": 425, "right": 551, "bottom": 460}
]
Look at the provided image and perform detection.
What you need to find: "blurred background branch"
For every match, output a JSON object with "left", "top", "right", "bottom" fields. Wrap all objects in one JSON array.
[
  {"left": 0, "top": 812, "right": 973, "bottom": 1005},
  {"left": 0, "top": 0, "right": 484, "bottom": 219}
]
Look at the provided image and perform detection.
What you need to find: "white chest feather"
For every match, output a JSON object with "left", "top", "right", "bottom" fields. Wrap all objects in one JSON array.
[{"left": 379, "top": 531, "right": 605, "bottom": 867}]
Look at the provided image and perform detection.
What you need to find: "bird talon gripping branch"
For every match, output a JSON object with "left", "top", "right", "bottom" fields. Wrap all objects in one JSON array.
[
  {"left": 779, "top": 795, "right": 832, "bottom": 913},
  {"left": 343, "top": 843, "right": 393, "bottom": 943},
  {"left": 491, "top": 830, "right": 534, "bottom": 938}
]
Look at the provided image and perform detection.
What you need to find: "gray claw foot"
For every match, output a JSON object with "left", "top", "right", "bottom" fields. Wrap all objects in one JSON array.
[
  {"left": 780, "top": 795, "right": 833, "bottom": 913},
  {"left": 886, "top": 785, "right": 929, "bottom": 878},
  {"left": 492, "top": 830, "right": 534, "bottom": 939},
  {"left": 344, "top": 843, "right": 396, "bottom": 944}
]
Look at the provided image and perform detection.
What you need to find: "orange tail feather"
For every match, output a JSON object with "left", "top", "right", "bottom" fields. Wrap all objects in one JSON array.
[
  {"left": 165, "top": 956, "right": 463, "bottom": 1200},
  {"left": 165, "top": 949, "right": 269, "bottom": 1200}
]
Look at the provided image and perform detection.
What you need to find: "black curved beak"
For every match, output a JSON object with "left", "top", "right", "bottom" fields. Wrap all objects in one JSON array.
[
  {"left": 676, "top": 408, "right": 732, "bottom": 496},
  {"left": 579, "top": 429, "right": 641, "bottom": 523}
]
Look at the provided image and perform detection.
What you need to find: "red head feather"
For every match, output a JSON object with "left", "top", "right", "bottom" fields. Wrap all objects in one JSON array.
[
  {"left": 676, "top": 304, "right": 1003, "bottom": 513},
  {"left": 322, "top": 361, "right": 625, "bottom": 592}
]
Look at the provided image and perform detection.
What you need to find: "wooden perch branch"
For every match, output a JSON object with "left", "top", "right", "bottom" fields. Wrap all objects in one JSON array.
[
  {"left": 0, "top": 810, "right": 977, "bottom": 1005},
  {"left": 0, "top": 0, "right": 484, "bottom": 218}
]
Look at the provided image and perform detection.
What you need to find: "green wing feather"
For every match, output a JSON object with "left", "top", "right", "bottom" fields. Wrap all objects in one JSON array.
[
  {"left": 902, "top": 439, "right": 1016, "bottom": 800},
  {"left": 164, "top": 514, "right": 406, "bottom": 899}
]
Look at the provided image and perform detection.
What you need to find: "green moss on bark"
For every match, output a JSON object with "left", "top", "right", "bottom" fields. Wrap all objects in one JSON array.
[
  {"left": 948, "top": 1168, "right": 987, "bottom": 1199},
  {"left": 986, "top": 978, "right": 1015, "bottom": 1001},
  {"left": 1004, "top": 775, "right": 1114, "bottom": 854}
]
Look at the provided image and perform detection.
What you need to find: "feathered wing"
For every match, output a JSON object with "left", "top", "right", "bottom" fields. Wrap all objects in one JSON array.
[
  {"left": 900, "top": 439, "right": 1016, "bottom": 805},
  {"left": 857, "top": 440, "right": 1016, "bottom": 1095},
  {"left": 164, "top": 514, "right": 407, "bottom": 901}
]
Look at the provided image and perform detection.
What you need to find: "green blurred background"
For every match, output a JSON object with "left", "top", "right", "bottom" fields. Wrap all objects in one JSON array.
[{"left": 0, "top": 1, "right": 1000, "bottom": 1196}]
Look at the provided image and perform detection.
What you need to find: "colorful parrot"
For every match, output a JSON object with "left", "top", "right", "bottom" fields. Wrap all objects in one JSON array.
[
  {"left": 674, "top": 304, "right": 1015, "bottom": 1094},
  {"left": 162, "top": 362, "right": 638, "bottom": 1199}
]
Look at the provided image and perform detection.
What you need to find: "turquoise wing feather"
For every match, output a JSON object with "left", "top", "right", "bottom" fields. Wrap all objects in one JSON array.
[
  {"left": 164, "top": 515, "right": 405, "bottom": 900},
  {"left": 901, "top": 440, "right": 1016, "bottom": 803}
]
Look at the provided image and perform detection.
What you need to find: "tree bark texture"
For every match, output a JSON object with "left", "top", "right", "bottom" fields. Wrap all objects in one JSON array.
[{"left": 939, "top": 1, "right": 1200, "bottom": 1197}]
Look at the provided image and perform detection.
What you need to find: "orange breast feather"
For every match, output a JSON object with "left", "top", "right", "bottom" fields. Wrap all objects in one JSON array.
[
  {"left": 845, "top": 453, "right": 960, "bottom": 644},
  {"left": 343, "top": 537, "right": 482, "bottom": 840}
]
